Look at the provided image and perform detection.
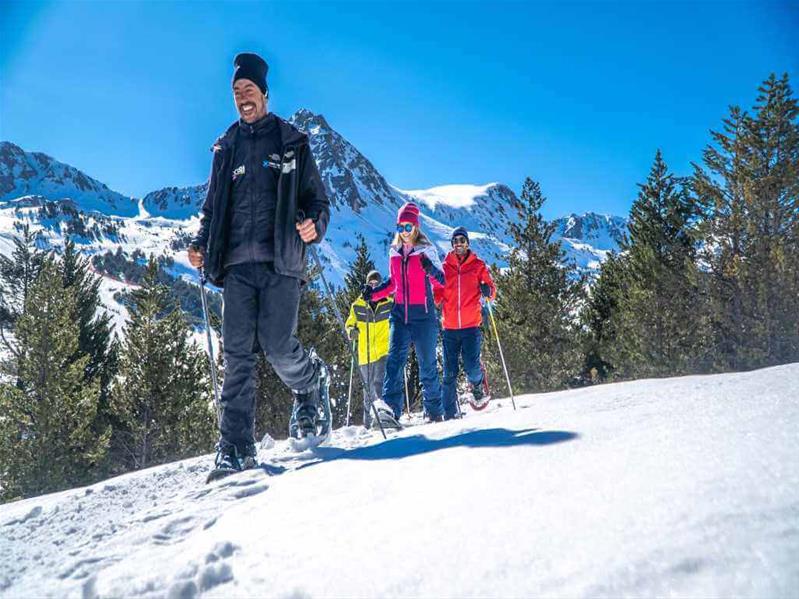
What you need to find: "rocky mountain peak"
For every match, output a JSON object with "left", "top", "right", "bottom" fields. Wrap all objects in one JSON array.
[
  {"left": 0, "top": 141, "right": 138, "bottom": 217},
  {"left": 289, "top": 109, "right": 332, "bottom": 134}
]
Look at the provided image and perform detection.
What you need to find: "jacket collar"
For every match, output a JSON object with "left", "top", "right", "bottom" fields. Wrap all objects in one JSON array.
[
  {"left": 237, "top": 112, "right": 277, "bottom": 137},
  {"left": 211, "top": 113, "right": 308, "bottom": 153},
  {"left": 389, "top": 241, "right": 430, "bottom": 257},
  {"left": 355, "top": 296, "right": 391, "bottom": 308},
  {"left": 445, "top": 249, "right": 476, "bottom": 267}
]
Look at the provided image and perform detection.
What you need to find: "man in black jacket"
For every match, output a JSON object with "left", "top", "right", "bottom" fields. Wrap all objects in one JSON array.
[{"left": 188, "top": 52, "right": 330, "bottom": 473}]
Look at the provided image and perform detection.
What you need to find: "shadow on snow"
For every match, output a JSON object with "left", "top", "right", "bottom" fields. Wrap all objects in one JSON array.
[{"left": 297, "top": 427, "right": 579, "bottom": 468}]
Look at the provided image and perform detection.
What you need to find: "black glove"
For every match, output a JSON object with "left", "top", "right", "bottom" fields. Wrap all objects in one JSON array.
[
  {"left": 348, "top": 327, "right": 359, "bottom": 341},
  {"left": 361, "top": 284, "right": 373, "bottom": 302},
  {"left": 480, "top": 283, "right": 492, "bottom": 298},
  {"left": 419, "top": 254, "right": 434, "bottom": 274}
]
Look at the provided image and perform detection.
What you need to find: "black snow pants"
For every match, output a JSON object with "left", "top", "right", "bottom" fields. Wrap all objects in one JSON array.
[{"left": 218, "top": 262, "right": 316, "bottom": 450}]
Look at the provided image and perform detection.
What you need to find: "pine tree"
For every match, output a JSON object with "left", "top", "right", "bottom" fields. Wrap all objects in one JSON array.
[
  {"left": 596, "top": 151, "right": 705, "bottom": 378},
  {"left": 0, "top": 223, "right": 45, "bottom": 371},
  {"left": 59, "top": 239, "right": 118, "bottom": 415},
  {"left": 692, "top": 73, "right": 799, "bottom": 370},
  {"left": 487, "top": 177, "right": 585, "bottom": 393},
  {"left": 0, "top": 259, "right": 110, "bottom": 501},
  {"left": 582, "top": 251, "right": 625, "bottom": 381},
  {"left": 110, "top": 258, "right": 215, "bottom": 470},
  {"left": 342, "top": 234, "right": 377, "bottom": 308}
]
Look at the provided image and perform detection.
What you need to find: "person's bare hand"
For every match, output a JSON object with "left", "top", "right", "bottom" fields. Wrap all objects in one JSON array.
[
  {"left": 187, "top": 246, "right": 204, "bottom": 268},
  {"left": 296, "top": 218, "right": 317, "bottom": 243}
]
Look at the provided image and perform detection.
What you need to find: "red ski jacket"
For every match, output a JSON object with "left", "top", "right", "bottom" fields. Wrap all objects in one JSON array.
[{"left": 434, "top": 250, "right": 496, "bottom": 330}]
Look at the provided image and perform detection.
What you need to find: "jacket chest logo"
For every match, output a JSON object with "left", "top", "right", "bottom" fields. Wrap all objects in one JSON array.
[
  {"left": 263, "top": 154, "right": 281, "bottom": 170},
  {"left": 281, "top": 150, "right": 296, "bottom": 174},
  {"left": 263, "top": 151, "right": 296, "bottom": 174},
  {"left": 232, "top": 164, "right": 246, "bottom": 181}
]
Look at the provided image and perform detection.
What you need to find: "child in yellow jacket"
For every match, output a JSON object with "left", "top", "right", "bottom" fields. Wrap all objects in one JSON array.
[{"left": 345, "top": 270, "right": 396, "bottom": 427}]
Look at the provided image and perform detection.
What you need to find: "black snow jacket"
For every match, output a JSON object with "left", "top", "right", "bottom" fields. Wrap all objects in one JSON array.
[
  {"left": 224, "top": 113, "right": 282, "bottom": 267},
  {"left": 191, "top": 115, "right": 330, "bottom": 286}
]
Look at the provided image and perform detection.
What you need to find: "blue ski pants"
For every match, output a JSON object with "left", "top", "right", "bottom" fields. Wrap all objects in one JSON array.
[
  {"left": 382, "top": 314, "right": 443, "bottom": 419},
  {"left": 441, "top": 327, "right": 484, "bottom": 418}
]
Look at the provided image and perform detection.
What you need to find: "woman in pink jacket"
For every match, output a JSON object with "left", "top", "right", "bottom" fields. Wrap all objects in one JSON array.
[{"left": 363, "top": 202, "right": 446, "bottom": 422}]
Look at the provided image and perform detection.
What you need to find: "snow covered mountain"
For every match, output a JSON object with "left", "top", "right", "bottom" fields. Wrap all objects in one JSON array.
[
  {"left": 141, "top": 183, "right": 208, "bottom": 221},
  {"left": 0, "top": 142, "right": 138, "bottom": 217},
  {"left": 553, "top": 212, "right": 628, "bottom": 271},
  {"left": 0, "top": 111, "right": 627, "bottom": 333},
  {"left": 1, "top": 363, "right": 796, "bottom": 597}
]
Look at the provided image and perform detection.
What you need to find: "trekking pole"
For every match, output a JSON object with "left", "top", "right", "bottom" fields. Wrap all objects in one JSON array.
[
  {"left": 455, "top": 374, "right": 463, "bottom": 419},
  {"left": 404, "top": 365, "right": 410, "bottom": 417},
  {"left": 346, "top": 340, "right": 355, "bottom": 426},
  {"left": 197, "top": 266, "right": 222, "bottom": 424},
  {"left": 486, "top": 300, "right": 516, "bottom": 410},
  {"left": 298, "top": 215, "right": 387, "bottom": 439}
]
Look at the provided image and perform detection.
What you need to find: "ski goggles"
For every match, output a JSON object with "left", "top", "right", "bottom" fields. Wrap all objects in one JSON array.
[{"left": 396, "top": 223, "right": 415, "bottom": 233}]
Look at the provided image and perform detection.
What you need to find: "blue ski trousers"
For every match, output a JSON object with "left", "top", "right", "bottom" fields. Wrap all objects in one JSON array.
[
  {"left": 441, "top": 327, "right": 484, "bottom": 419},
  {"left": 382, "top": 313, "right": 443, "bottom": 419}
]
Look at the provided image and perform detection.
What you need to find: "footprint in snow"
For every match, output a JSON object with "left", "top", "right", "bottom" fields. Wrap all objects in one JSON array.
[
  {"left": 3, "top": 505, "right": 42, "bottom": 526},
  {"left": 152, "top": 516, "right": 198, "bottom": 546},
  {"left": 166, "top": 541, "right": 238, "bottom": 599}
]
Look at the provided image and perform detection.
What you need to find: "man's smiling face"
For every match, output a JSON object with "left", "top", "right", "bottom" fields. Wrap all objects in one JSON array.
[{"left": 233, "top": 79, "right": 266, "bottom": 123}]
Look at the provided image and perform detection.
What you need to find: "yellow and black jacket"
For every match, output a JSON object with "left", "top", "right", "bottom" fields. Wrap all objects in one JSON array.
[{"left": 345, "top": 297, "right": 393, "bottom": 366}]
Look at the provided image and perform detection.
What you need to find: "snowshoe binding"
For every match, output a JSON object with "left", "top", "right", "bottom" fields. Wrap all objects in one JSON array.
[
  {"left": 206, "top": 442, "right": 258, "bottom": 483},
  {"left": 370, "top": 398, "right": 402, "bottom": 430},
  {"left": 288, "top": 349, "right": 332, "bottom": 452},
  {"left": 459, "top": 361, "right": 492, "bottom": 411}
]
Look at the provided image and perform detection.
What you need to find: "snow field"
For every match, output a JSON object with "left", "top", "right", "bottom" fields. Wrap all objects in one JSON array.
[{"left": 0, "top": 364, "right": 797, "bottom": 598}]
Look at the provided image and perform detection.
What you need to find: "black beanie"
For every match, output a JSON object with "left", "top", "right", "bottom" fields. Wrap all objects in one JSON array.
[
  {"left": 232, "top": 53, "right": 269, "bottom": 96},
  {"left": 451, "top": 226, "right": 469, "bottom": 245}
]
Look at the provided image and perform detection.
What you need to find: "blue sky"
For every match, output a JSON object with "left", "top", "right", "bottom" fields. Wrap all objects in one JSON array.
[{"left": 1, "top": 0, "right": 796, "bottom": 218}]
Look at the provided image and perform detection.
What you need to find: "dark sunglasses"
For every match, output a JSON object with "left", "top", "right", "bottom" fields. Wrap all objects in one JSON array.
[
  {"left": 452, "top": 236, "right": 468, "bottom": 245},
  {"left": 396, "top": 223, "right": 414, "bottom": 233}
]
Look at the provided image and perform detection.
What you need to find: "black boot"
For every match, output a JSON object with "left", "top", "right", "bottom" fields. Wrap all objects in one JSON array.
[
  {"left": 292, "top": 378, "right": 320, "bottom": 438},
  {"left": 470, "top": 377, "right": 490, "bottom": 408},
  {"left": 472, "top": 382, "right": 484, "bottom": 402},
  {"left": 213, "top": 442, "right": 257, "bottom": 473}
]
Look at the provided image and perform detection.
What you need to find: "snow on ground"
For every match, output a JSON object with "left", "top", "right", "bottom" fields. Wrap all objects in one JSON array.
[{"left": 1, "top": 364, "right": 798, "bottom": 598}]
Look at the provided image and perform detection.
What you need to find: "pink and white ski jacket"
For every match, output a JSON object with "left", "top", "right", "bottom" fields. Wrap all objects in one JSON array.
[{"left": 371, "top": 242, "right": 445, "bottom": 323}]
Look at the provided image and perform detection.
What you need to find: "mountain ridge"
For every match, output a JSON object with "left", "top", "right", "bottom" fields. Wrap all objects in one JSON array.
[{"left": 1, "top": 111, "right": 629, "bottom": 293}]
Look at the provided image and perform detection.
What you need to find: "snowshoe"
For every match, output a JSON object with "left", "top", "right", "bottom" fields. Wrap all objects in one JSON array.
[
  {"left": 288, "top": 349, "right": 332, "bottom": 452},
  {"left": 465, "top": 362, "right": 492, "bottom": 411},
  {"left": 370, "top": 399, "right": 403, "bottom": 430},
  {"left": 206, "top": 443, "right": 258, "bottom": 483},
  {"left": 423, "top": 413, "right": 444, "bottom": 424}
]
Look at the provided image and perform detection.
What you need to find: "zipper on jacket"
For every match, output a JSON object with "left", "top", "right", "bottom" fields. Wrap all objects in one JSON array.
[
  {"left": 423, "top": 249, "right": 429, "bottom": 315},
  {"left": 457, "top": 261, "right": 462, "bottom": 328},
  {"left": 402, "top": 252, "right": 409, "bottom": 324},
  {"left": 249, "top": 149, "right": 256, "bottom": 264},
  {"left": 366, "top": 303, "right": 372, "bottom": 370}
]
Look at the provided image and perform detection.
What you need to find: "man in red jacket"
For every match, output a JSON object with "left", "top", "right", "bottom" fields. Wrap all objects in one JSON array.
[{"left": 435, "top": 226, "right": 496, "bottom": 419}]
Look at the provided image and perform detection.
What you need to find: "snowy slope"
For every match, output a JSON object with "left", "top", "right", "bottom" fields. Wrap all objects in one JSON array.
[
  {"left": 0, "top": 142, "right": 138, "bottom": 217},
  {"left": 1, "top": 363, "right": 797, "bottom": 598}
]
